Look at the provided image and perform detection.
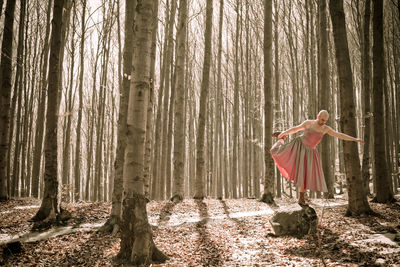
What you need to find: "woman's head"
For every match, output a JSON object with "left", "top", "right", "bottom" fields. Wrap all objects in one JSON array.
[{"left": 317, "top": 110, "right": 329, "bottom": 125}]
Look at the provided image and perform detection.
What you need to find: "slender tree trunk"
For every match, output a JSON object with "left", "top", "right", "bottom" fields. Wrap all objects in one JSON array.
[
  {"left": 392, "top": 9, "right": 400, "bottom": 193},
  {"left": 107, "top": 0, "right": 135, "bottom": 225},
  {"left": 118, "top": 1, "right": 168, "bottom": 264},
  {"left": 32, "top": 0, "right": 65, "bottom": 222},
  {"left": 166, "top": 56, "right": 176, "bottom": 199},
  {"left": 31, "top": 0, "right": 52, "bottom": 199},
  {"left": 74, "top": 0, "right": 86, "bottom": 202},
  {"left": 26, "top": 5, "right": 41, "bottom": 197},
  {"left": 216, "top": 0, "right": 224, "bottom": 200},
  {"left": 151, "top": 0, "right": 171, "bottom": 201},
  {"left": 160, "top": 0, "right": 177, "bottom": 200},
  {"left": 194, "top": 0, "right": 213, "bottom": 199},
  {"left": 361, "top": 0, "right": 372, "bottom": 195},
  {"left": 273, "top": 0, "right": 281, "bottom": 198},
  {"left": 232, "top": 0, "right": 240, "bottom": 199},
  {"left": 371, "top": 0, "right": 394, "bottom": 203},
  {"left": 144, "top": 0, "right": 159, "bottom": 200},
  {"left": 319, "top": 0, "right": 334, "bottom": 198},
  {"left": 62, "top": 1, "right": 76, "bottom": 203},
  {"left": 171, "top": 0, "right": 188, "bottom": 203},
  {"left": 10, "top": 0, "right": 27, "bottom": 198},
  {"left": 262, "top": 0, "right": 275, "bottom": 204},
  {"left": 329, "top": 0, "right": 372, "bottom": 216},
  {"left": 0, "top": 0, "right": 16, "bottom": 201}
]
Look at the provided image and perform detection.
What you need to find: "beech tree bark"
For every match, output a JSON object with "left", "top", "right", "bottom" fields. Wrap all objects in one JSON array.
[
  {"left": 371, "top": 0, "right": 395, "bottom": 203},
  {"left": 171, "top": 0, "right": 188, "bottom": 203},
  {"left": 31, "top": 0, "right": 65, "bottom": 222},
  {"left": 319, "top": 0, "right": 334, "bottom": 198},
  {"left": 74, "top": 0, "right": 87, "bottom": 202},
  {"left": 194, "top": 0, "right": 213, "bottom": 199},
  {"left": 361, "top": 0, "right": 372, "bottom": 195},
  {"left": 118, "top": 1, "right": 168, "bottom": 264},
  {"left": 101, "top": 0, "right": 135, "bottom": 234},
  {"left": 0, "top": 0, "right": 16, "bottom": 201},
  {"left": 31, "top": 0, "right": 52, "bottom": 199},
  {"left": 329, "top": 0, "right": 372, "bottom": 216},
  {"left": 216, "top": 0, "right": 224, "bottom": 200},
  {"left": 262, "top": 0, "right": 275, "bottom": 204}
]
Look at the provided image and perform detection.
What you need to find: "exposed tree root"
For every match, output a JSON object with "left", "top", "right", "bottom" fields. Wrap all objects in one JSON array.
[
  {"left": 170, "top": 194, "right": 183, "bottom": 203},
  {"left": 98, "top": 215, "right": 120, "bottom": 235},
  {"left": 260, "top": 192, "right": 276, "bottom": 205}
]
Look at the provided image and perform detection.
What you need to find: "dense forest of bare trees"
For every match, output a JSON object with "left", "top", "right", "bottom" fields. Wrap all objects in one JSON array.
[{"left": 0, "top": 0, "right": 399, "bottom": 263}]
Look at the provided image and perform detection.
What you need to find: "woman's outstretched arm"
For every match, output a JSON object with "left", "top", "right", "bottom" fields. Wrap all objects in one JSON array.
[
  {"left": 326, "top": 126, "right": 365, "bottom": 143},
  {"left": 278, "top": 120, "right": 309, "bottom": 139}
]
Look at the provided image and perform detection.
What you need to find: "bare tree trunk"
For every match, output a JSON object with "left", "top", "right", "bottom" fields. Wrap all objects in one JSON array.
[
  {"left": 0, "top": 0, "right": 16, "bottom": 201},
  {"left": 151, "top": 0, "right": 171, "bottom": 201},
  {"left": 117, "top": 1, "right": 168, "bottom": 264},
  {"left": 216, "top": 0, "right": 224, "bottom": 200},
  {"left": 319, "top": 0, "right": 334, "bottom": 198},
  {"left": 361, "top": 0, "right": 372, "bottom": 196},
  {"left": 31, "top": 0, "right": 65, "bottom": 222},
  {"left": 74, "top": 0, "right": 87, "bottom": 202},
  {"left": 62, "top": 1, "right": 76, "bottom": 203},
  {"left": 391, "top": 8, "right": 400, "bottom": 193},
  {"left": 273, "top": 0, "right": 281, "bottom": 198},
  {"left": 232, "top": 0, "right": 240, "bottom": 199},
  {"left": 31, "top": 0, "right": 52, "bottom": 199},
  {"left": 171, "top": 0, "right": 188, "bottom": 203},
  {"left": 329, "top": 0, "right": 372, "bottom": 216},
  {"left": 26, "top": 4, "right": 41, "bottom": 197},
  {"left": 166, "top": 55, "right": 176, "bottom": 199},
  {"left": 160, "top": 0, "right": 177, "bottom": 200},
  {"left": 194, "top": 0, "right": 213, "bottom": 199},
  {"left": 371, "top": 0, "right": 394, "bottom": 203},
  {"left": 144, "top": 0, "right": 159, "bottom": 200},
  {"left": 109, "top": 0, "right": 135, "bottom": 219},
  {"left": 262, "top": 0, "right": 275, "bottom": 204},
  {"left": 10, "top": 0, "right": 27, "bottom": 198}
]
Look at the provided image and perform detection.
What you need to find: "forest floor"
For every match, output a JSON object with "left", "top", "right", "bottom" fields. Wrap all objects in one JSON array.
[{"left": 1, "top": 195, "right": 400, "bottom": 266}]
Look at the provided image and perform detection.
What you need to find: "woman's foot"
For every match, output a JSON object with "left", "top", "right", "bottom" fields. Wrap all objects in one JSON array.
[{"left": 298, "top": 192, "right": 309, "bottom": 206}]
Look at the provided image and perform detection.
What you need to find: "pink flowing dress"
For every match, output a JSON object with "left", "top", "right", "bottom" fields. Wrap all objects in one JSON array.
[{"left": 270, "top": 128, "right": 328, "bottom": 192}]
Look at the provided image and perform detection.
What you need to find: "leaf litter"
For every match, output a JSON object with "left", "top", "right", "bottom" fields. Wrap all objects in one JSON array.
[{"left": 0, "top": 196, "right": 399, "bottom": 266}]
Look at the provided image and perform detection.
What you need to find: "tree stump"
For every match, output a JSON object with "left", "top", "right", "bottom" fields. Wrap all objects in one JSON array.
[{"left": 269, "top": 204, "right": 318, "bottom": 238}]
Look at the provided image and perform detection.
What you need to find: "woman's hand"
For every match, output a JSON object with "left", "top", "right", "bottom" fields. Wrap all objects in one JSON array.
[
  {"left": 278, "top": 132, "right": 286, "bottom": 140},
  {"left": 356, "top": 138, "right": 365, "bottom": 144}
]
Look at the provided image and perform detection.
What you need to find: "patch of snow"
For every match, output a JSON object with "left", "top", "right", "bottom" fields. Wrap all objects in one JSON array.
[
  {"left": 351, "top": 233, "right": 400, "bottom": 255},
  {"left": 152, "top": 208, "right": 275, "bottom": 227},
  {"left": 308, "top": 200, "right": 347, "bottom": 208},
  {"left": 0, "top": 234, "right": 15, "bottom": 243},
  {"left": 14, "top": 205, "right": 39, "bottom": 210},
  {"left": 77, "top": 222, "right": 104, "bottom": 230},
  {"left": 0, "top": 210, "right": 12, "bottom": 215},
  {"left": 358, "top": 233, "right": 399, "bottom": 247},
  {"left": 0, "top": 220, "right": 106, "bottom": 245}
]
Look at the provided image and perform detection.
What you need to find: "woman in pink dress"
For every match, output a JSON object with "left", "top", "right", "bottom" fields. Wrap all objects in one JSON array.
[{"left": 270, "top": 110, "right": 365, "bottom": 205}]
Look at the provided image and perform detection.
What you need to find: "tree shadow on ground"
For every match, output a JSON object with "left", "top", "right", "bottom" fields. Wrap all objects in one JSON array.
[
  {"left": 158, "top": 201, "right": 179, "bottom": 224},
  {"left": 55, "top": 231, "right": 119, "bottom": 266},
  {"left": 2, "top": 231, "right": 119, "bottom": 266},
  {"left": 195, "top": 199, "right": 224, "bottom": 266},
  {"left": 284, "top": 226, "right": 385, "bottom": 266},
  {"left": 219, "top": 199, "right": 250, "bottom": 236}
]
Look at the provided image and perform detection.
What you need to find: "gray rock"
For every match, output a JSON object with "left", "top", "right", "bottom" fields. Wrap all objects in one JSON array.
[{"left": 269, "top": 204, "right": 318, "bottom": 238}]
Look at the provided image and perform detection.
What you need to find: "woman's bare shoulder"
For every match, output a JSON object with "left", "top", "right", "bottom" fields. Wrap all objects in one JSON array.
[
  {"left": 323, "top": 125, "right": 334, "bottom": 133},
  {"left": 302, "top": 120, "right": 313, "bottom": 127}
]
